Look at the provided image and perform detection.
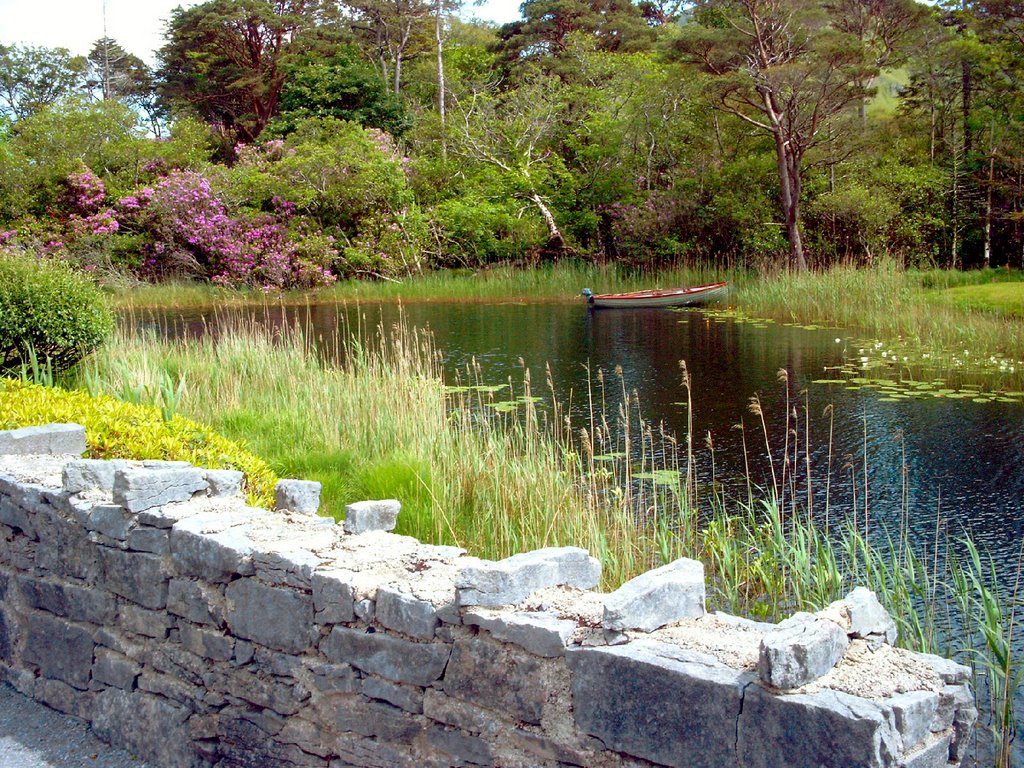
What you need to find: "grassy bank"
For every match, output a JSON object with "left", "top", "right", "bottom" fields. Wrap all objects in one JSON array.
[{"left": 72, "top": 318, "right": 1020, "bottom": 766}]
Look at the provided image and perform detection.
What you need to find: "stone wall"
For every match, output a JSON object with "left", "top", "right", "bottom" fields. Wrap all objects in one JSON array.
[{"left": 0, "top": 424, "right": 977, "bottom": 768}]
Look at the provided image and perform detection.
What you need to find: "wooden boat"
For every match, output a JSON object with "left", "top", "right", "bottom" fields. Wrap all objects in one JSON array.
[{"left": 581, "top": 282, "right": 729, "bottom": 309}]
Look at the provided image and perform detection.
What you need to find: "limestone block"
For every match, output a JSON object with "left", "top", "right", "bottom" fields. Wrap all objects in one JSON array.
[
  {"left": 567, "top": 641, "right": 751, "bottom": 768},
  {"left": 308, "top": 661, "right": 360, "bottom": 694},
  {"left": 918, "top": 652, "right": 972, "bottom": 685},
  {"left": 422, "top": 688, "right": 505, "bottom": 738},
  {"left": 253, "top": 547, "right": 322, "bottom": 589},
  {"left": 602, "top": 557, "right": 705, "bottom": 632},
  {"left": 462, "top": 609, "right": 577, "bottom": 658},
  {"left": 35, "top": 678, "right": 94, "bottom": 721},
  {"left": 886, "top": 690, "right": 940, "bottom": 751},
  {"left": 92, "top": 648, "right": 141, "bottom": 690},
  {"left": 321, "top": 626, "right": 451, "bottom": 686},
  {"left": 120, "top": 603, "right": 174, "bottom": 639},
  {"left": 846, "top": 586, "right": 898, "bottom": 645},
  {"left": 329, "top": 694, "right": 424, "bottom": 742},
  {"left": 170, "top": 511, "right": 263, "bottom": 582},
  {"left": 205, "top": 469, "right": 244, "bottom": 497},
  {"left": 113, "top": 466, "right": 207, "bottom": 514},
  {"left": 0, "top": 495, "right": 35, "bottom": 538},
  {"left": 87, "top": 503, "right": 134, "bottom": 540},
  {"left": 62, "top": 459, "right": 125, "bottom": 494},
  {"left": 225, "top": 578, "right": 314, "bottom": 653},
  {"left": 126, "top": 526, "right": 170, "bottom": 554},
  {"left": 456, "top": 547, "right": 601, "bottom": 607},
  {"left": 98, "top": 546, "right": 169, "bottom": 609},
  {"left": 223, "top": 667, "right": 308, "bottom": 716},
  {"left": 442, "top": 635, "right": 551, "bottom": 725},
  {"left": 758, "top": 616, "right": 849, "bottom": 689},
  {"left": 425, "top": 725, "right": 495, "bottom": 767},
  {"left": 0, "top": 423, "right": 86, "bottom": 455},
  {"left": 167, "top": 578, "right": 226, "bottom": 627},
  {"left": 376, "top": 585, "right": 439, "bottom": 640},
  {"left": 737, "top": 686, "right": 901, "bottom": 768},
  {"left": 16, "top": 574, "right": 117, "bottom": 624},
  {"left": 179, "top": 622, "right": 234, "bottom": 661},
  {"left": 362, "top": 676, "right": 425, "bottom": 714},
  {"left": 22, "top": 612, "right": 95, "bottom": 690},
  {"left": 312, "top": 569, "right": 356, "bottom": 624},
  {"left": 275, "top": 479, "right": 322, "bottom": 513},
  {"left": 33, "top": 508, "right": 101, "bottom": 582},
  {"left": 900, "top": 733, "right": 954, "bottom": 768},
  {"left": 343, "top": 499, "right": 400, "bottom": 534},
  {"left": 92, "top": 689, "right": 200, "bottom": 768}
]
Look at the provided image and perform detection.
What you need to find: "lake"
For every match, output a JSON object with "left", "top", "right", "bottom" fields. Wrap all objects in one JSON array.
[{"left": 136, "top": 299, "right": 1024, "bottom": 584}]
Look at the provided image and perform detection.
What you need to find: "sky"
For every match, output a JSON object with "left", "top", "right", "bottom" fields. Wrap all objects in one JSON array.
[{"left": 0, "top": 0, "right": 522, "bottom": 63}]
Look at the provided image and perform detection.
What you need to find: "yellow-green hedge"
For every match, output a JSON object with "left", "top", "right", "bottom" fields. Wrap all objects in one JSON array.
[{"left": 0, "top": 378, "right": 276, "bottom": 507}]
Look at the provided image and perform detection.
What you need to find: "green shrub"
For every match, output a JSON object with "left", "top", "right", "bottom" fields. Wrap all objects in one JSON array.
[
  {"left": 0, "top": 378, "right": 277, "bottom": 506},
  {"left": 0, "top": 250, "right": 115, "bottom": 371}
]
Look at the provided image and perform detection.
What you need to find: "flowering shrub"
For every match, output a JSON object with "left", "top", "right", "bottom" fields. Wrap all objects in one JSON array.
[{"left": 64, "top": 168, "right": 107, "bottom": 215}]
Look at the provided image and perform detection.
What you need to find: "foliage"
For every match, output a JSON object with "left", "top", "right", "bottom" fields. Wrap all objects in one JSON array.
[
  {"left": 0, "top": 44, "right": 87, "bottom": 121},
  {"left": 0, "top": 250, "right": 114, "bottom": 372},
  {"left": 0, "top": 378, "right": 276, "bottom": 506}
]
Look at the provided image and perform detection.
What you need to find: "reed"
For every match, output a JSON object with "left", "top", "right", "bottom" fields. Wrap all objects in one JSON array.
[{"left": 74, "top": 316, "right": 1020, "bottom": 767}]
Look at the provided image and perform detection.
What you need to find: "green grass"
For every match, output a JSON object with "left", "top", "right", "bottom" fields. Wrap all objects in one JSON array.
[{"left": 931, "top": 282, "right": 1024, "bottom": 318}]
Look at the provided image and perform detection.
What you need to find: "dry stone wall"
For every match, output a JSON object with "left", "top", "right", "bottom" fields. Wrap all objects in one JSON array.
[{"left": 0, "top": 424, "right": 977, "bottom": 768}]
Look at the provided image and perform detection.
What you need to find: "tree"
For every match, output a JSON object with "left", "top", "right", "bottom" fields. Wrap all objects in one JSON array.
[
  {"left": 86, "top": 38, "right": 165, "bottom": 136},
  {"left": 449, "top": 73, "right": 572, "bottom": 258},
  {"left": 158, "top": 0, "right": 321, "bottom": 142},
  {"left": 346, "top": 0, "right": 435, "bottom": 94},
  {"left": 0, "top": 44, "right": 87, "bottom": 120},
  {"left": 677, "top": 0, "right": 880, "bottom": 269}
]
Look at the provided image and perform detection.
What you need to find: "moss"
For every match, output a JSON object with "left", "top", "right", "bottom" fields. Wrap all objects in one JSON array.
[{"left": 0, "top": 378, "right": 277, "bottom": 506}]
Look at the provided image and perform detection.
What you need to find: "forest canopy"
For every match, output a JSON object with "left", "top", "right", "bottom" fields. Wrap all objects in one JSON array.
[{"left": 1, "top": 0, "right": 1023, "bottom": 285}]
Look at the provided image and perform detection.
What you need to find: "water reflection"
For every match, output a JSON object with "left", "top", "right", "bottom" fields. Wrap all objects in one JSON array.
[{"left": 132, "top": 300, "right": 1024, "bottom": 579}]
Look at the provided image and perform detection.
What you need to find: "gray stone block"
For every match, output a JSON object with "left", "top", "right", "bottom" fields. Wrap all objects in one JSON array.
[
  {"left": 354, "top": 598, "right": 375, "bottom": 622},
  {"left": 98, "top": 546, "right": 168, "bottom": 609},
  {"left": 900, "top": 733, "right": 954, "bottom": 768},
  {"left": 567, "top": 641, "right": 752, "bottom": 767},
  {"left": 225, "top": 578, "right": 314, "bottom": 653},
  {"left": 126, "top": 526, "right": 170, "bottom": 554},
  {"left": 362, "top": 676, "right": 425, "bottom": 713},
  {"left": 119, "top": 603, "right": 174, "bottom": 639},
  {"left": 602, "top": 557, "right": 705, "bottom": 632},
  {"left": 886, "top": 690, "right": 940, "bottom": 751},
  {"left": 170, "top": 512, "right": 261, "bottom": 582},
  {"left": 16, "top": 574, "right": 117, "bottom": 624},
  {"left": 87, "top": 503, "right": 134, "bottom": 540},
  {"left": 0, "top": 495, "right": 35, "bottom": 538},
  {"left": 179, "top": 622, "right": 234, "bottom": 661},
  {"left": 758, "top": 616, "right": 849, "bottom": 689},
  {"left": 442, "top": 635, "right": 551, "bottom": 725},
  {"left": 463, "top": 609, "right": 577, "bottom": 657},
  {"left": 846, "top": 587, "right": 898, "bottom": 645},
  {"left": 275, "top": 479, "right": 322, "bottom": 513},
  {"left": 92, "top": 648, "right": 141, "bottom": 690},
  {"left": 456, "top": 547, "right": 601, "bottom": 607},
  {"left": 62, "top": 459, "right": 124, "bottom": 493},
  {"left": 308, "top": 661, "right": 360, "bottom": 694},
  {"left": 312, "top": 569, "right": 356, "bottom": 624},
  {"left": 93, "top": 688, "right": 200, "bottom": 768},
  {"left": 35, "top": 677, "right": 94, "bottom": 720},
  {"left": 113, "top": 466, "right": 208, "bottom": 514},
  {"left": 22, "top": 612, "right": 95, "bottom": 690},
  {"left": 321, "top": 626, "right": 451, "bottom": 686},
  {"left": 0, "top": 423, "right": 86, "bottom": 455},
  {"left": 426, "top": 725, "right": 495, "bottom": 766},
  {"left": 167, "top": 578, "right": 225, "bottom": 627},
  {"left": 376, "top": 585, "right": 438, "bottom": 640},
  {"left": 343, "top": 499, "right": 400, "bottom": 534},
  {"left": 737, "top": 685, "right": 900, "bottom": 768},
  {"left": 206, "top": 469, "right": 245, "bottom": 497}
]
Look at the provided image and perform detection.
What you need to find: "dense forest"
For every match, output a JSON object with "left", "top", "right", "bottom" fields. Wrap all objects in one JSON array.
[{"left": 1, "top": 0, "right": 1023, "bottom": 287}]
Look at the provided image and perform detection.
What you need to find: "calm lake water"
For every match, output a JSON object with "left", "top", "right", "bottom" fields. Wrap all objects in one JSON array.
[{"left": 137, "top": 300, "right": 1024, "bottom": 579}]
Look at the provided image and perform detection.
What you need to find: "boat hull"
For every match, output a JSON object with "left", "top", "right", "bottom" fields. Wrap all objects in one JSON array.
[{"left": 587, "top": 282, "right": 728, "bottom": 309}]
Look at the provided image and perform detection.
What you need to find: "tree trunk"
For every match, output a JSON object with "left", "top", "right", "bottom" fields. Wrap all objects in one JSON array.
[
  {"left": 530, "top": 193, "right": 567, "bottom": 259},
  {"left": 766, "top": 100, "right": 807, "bottom": 271},
  {"left": 984, "top": 120, "right": 995, "bottom": 268},
  {"left": 435, "top": 0, "right": 445, "bottom": 129}
]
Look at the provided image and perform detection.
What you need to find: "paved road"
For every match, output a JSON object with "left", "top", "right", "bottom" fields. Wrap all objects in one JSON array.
[{"left": 0, "top": 684, "right": 152, "bottom": 768}]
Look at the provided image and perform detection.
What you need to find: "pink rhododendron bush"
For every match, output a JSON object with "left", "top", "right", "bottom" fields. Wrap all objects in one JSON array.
[{"left": 1, "top": 118, "right": 426, "bottom": 288}]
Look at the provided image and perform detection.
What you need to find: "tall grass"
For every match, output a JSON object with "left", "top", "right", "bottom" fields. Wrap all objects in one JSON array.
[{"left": 75, "top": 316, "right": 1020, "bottom": 767}]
